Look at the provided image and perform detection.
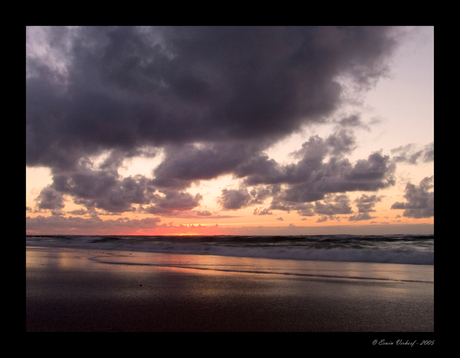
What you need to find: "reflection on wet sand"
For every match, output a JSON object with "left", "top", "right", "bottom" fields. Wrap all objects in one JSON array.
[{"left": 26, "top": 246, "right": 434, "bottom": 332}]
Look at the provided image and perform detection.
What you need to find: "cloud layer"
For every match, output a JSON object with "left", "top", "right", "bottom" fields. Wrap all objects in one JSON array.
[
  {"left": 391, "top": 176, "right": 434, "bottom": 218},
  {"left": 27, "top": 26, "right": 398, "bottom": 169},
  {"left": 26, "top": 26, "right": 433, "bottom": 232}
]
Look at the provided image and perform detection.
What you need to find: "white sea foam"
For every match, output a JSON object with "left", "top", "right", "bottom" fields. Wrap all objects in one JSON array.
[{"left": 26, "top": 234, "right": 434, "bottom": 265}]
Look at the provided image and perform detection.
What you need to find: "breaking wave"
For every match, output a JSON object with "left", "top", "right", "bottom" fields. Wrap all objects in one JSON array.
[{"left": 25, "top": 234, "right": 434, "bottom": 265}]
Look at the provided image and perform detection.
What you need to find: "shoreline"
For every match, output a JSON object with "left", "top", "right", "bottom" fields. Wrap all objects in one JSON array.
[{"left": 26, "top": 246, "right": 434, "bottom": 332}]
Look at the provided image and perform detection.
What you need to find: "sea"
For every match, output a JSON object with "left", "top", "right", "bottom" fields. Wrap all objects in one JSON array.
[{"left": 26, "top": 234, "right": 434, "bottom": 283}]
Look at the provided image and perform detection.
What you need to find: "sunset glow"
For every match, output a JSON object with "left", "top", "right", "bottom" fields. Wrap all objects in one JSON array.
[{"left": 26, "top": 26, "right": 433, "bottom": 236}]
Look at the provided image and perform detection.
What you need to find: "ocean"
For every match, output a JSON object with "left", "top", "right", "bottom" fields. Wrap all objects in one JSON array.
[{"left": 26, "top": 234, "right": 434, "bottom": 283}]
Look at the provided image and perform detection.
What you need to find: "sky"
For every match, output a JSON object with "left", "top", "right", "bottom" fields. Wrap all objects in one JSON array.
[{"left": 26, "top": 26, "right": 434, "bottom": 236}]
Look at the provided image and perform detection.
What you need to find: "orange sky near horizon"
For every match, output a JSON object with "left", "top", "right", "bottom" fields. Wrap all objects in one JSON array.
[{"left": 26, "top": 26, "right": 434, "bottom": 236}]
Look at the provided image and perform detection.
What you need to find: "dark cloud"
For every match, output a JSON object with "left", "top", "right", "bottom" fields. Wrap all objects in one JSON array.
[
  {"left": 67, "top": 209, "right": 88, "bottom": 216},
  {"left": 35, "top": 186, "right": 65, "bottom": 211},
  {"left": 218, "top": 188, "right": 252, "bottom": 211},
  {"left": 391, "top": 176, "right": 434, "bottom": 218},
  {"left": 270, "top": 199, "right": 316, "bottom": 217},
  {"left": 152, "top": 190, "right": 202, "bottom": 211},
  {"left": 36, "top": 162, "right": 157, "bottom": 214},
  {"left": 338, "top": 114, "right": 361, "bottom": 127},
  {"left": 344, "top": 152, "right": 396, "bottom": 187},
  {"left": 314, "top": 194, "right": 353, "bottom": 216},
  {"left": 253, "top": 207, "right": 273, "bottom": 216},
  {"left": 349, "top": 194, "right": 383, "bottom": 221},
  {"left": 325, "top": 129, "right": 357, "bottom": 156},
  {"left": 268, "top": 149, "right": 395, "bottom": 204},
  {"left": 27, "top": 26, "right": 402, "bottom": 219},
  {"left": 152, "top": 142, "right": 262, "bottom": 187},
  {"left": 33, "top": 129, "right": 396, "bottom": 220},
  {"left": 422, "top": 143, "right": 434, "bottom": 162},
  {"left": 223, "top": 130, "right": 395, "bottom": 218},
  {"left": 270, "top": 194, "right": 353, "bottom": 219},
  {"left": 218, "top": 185, "right": 280, "bottom": 211},
  {"left": 134, "top": 190, "right": 203, "bottom": 216},
  {"left": 248, "top": 186, "right": 274, "bottom": 205},
  {"left": 350, "top": 213, "right": 374, "bottom": 221},
  {"left": 391, "top": 142, "right": 433, "bottom": 165},
  {"left": 237, "top": 131, "right": 357, "bottom": 187},
  {"left": 27, "top": 26, "right": 399, "bottom": 170},
  {"left": 336, "top": 113, "right": 370, "bottom": 131}
]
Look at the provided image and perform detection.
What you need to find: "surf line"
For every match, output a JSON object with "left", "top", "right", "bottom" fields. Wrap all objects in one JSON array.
[{"left": 87, "top": 255, "right": 431, "bottom": 283}]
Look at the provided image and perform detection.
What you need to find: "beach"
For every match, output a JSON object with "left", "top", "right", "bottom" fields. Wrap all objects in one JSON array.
[{"left": 26, "top": 246, "right": 434, "bottom": 332}]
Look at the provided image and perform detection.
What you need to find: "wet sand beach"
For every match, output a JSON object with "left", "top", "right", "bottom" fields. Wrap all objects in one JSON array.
[{"left": 26, "top": 247, "right": 434, "bottom": 332}]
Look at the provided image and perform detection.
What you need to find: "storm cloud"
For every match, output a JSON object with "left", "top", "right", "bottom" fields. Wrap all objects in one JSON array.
[
  {"left": 27, "top": 26, "right": 398, "bottom": 167},
  {"left": 235, "top": 130, "right": 359, "bottom": 187},
  {"left": 46, "top": 164, "right": 156, "bottom": 213},
  {"left": 391, "top": 176, "right": 434, "bottom": 218},
  {"left": 349, "top": 194, "right": 383, "bottom": 221},
  {"left": 35, "top": 186, "right": 65, "bottom": 211},
  {"left": 238, "top": 133, "right": 396, "bottom": 208},
  {"left": 27, "top": 26, "right": 404, "bottom": 221},
  {"left": 152, "top": 142, "right": 262, "bottom": 187},
  {"left": 217, "top": 183, "right": 279, "bottom": 211},
  {"left": 315, "top": 194, "right": 353, "bottom": 217}
]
